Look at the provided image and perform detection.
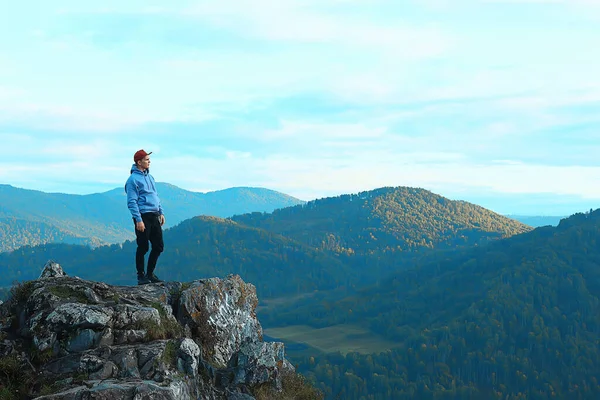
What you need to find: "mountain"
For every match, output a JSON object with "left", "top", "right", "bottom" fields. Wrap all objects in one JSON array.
[
  {"left": 0, "top": 187, "right": 530, "bottom": 299},
  {"left": 103, "top": 184, "right": 304, "bottom": 226},
  {"left": 261, "top": 210, "right": 600, "bottom": 399},
  {"left": 507, "top": 214, "right": 567, "bottom": 227},
  {"left": 0, "top": 186, "right": 555, "bottom": 398},
  {"left": 0, "top": 183, "right": 304, "bottom": 253},
  {"left": 0, "top": 215, "right": 350, "bottom": 299},
  {"left": 232, "top": 186, "right": 531, "bottom": 256}
]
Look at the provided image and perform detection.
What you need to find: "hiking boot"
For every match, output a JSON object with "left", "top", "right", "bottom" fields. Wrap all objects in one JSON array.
[
  {"left": 147, "top": 273, "right": 163, "bottom": 283},
  {"left": 137, "top": 274, "right": 150, "bottom": 285}
]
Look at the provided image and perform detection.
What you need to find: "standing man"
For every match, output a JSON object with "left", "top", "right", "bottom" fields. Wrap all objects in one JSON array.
[{"left": 125, "top": 149, "right": 166, "bottom": 285}]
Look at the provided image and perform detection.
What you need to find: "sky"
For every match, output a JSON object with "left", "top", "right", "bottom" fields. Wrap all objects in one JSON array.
[{"left": 1, "top": 0, "right": 600, "bottom": 215}]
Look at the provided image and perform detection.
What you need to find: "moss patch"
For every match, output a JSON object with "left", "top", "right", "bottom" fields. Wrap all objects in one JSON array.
[
  {"left": 0, "top": 354, "right": 35, "bottom": 399},
  {"left": 48, "top": 285, "right": 90, "bottom": 304},
  {"left": 161, "top": 340, "right": 178, "bottom": 368},
  {"left": 252, "top": 371, "right": 324, "bottom": 400},
  {"left": 150, "top": 302, "right": 168, "bottom": 319},
  {"left": 30, "top": 346, "right": 54, "bottom": 367},
  {"left": 135, "top": 311, "right": 182, "bottom": 341},
  {"left": 9, "top": 281, "right": 34, "bottom": 306}
]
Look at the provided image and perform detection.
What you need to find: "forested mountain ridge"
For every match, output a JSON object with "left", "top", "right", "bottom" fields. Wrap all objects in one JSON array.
[
  {"left": 0, "top": 183, "right": 304, "bottom": 253},
  {"left": 0, "top": 185, "right": 588, "bottom": 399},
  {"left": 0, "top": 186, "right": 532, "bottom": 295},
  {"left": 0, "top": 186, "right": 536, "bottom": 303},
  {"left": 0, "top": 218, "right": 103, "bottom": 251},
  {"left": 0, "top": 215, "right": 350, "bottom": 299},
  {"left": 232, "top": 186, "right": 532, "bottom": 256},
  {"left": 263, "top": 210, "right": 600, "bottom": 399}
]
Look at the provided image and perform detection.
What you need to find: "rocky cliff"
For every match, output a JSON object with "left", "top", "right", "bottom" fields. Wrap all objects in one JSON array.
[{"left": 0, "top": 262, "right": 320, "bottom": 400}]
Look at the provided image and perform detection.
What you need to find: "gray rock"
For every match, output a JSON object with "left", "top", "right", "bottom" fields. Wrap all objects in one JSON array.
[
  {"left": 113, "top": 304, "right": 161, "bottom": 329},
  {"left": 47, "top": 303, "right": 114, "bottom": 330},
  {"left": 2, "top": 264, "right": 301, "bottom": 399},
  {"left": 68, "top": 328, "right": 101, "bottom": 352},
  {"left": 35, "top": 379, "right": 205, "bottom": 400},
  {"left": 82, "top": 287, "right": 102, "bottom": 304},
  {"left": 177, "top": 338, "right": 201, "bottom": 377},
  {"left": 110, "top": 347, "right": 140, "bottom": 378},
  {"left": 39, "top": 260, "right": 67, "bottom": 279},
  {"left": 133, "top": 380, "right": 199, "bottom": 399},
  {"left": 98, "top": 327, "right": 114, "bottom": 346},
  {"left": 80, "top": 353, "right": 118, "bottom": 380},
  {"left": 178, "top": 275, "right": 262, "bottom": 368},
  {"left": 230, "top": 341, "right": 289, "bottom": 390},
  {"left": 113, "top": 329, "right": 147, "bottom": 345},
  {"left": 226, "top": 392, "right": 256, "bottom": 400},
  {"left": 33, "top": 330, "right": 57, "bottom": 352}
]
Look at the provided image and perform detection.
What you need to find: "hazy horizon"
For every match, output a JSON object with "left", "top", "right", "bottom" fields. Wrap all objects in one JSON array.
[{"left": 1, "top": 180, "right": 585, "bottom": 217}]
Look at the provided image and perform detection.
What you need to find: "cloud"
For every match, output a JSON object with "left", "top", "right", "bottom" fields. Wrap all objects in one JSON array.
[
  {"left": 151, "top": 148, "right": 600, "bottom": 207},
  {"left": 186, "top": 1, "right": 452, "bottom": 56},
  {"left": 0, "top": 0, "right": 599, "bottom": 216},
  {"left": 4, "top": 0, "right": 598, "bottom": 126},
  {"left": 260, "top": 121, "right": 388, "bottom": 141},
  {"left": 0, "top": 103, "right": 175, "bottom": 132}
]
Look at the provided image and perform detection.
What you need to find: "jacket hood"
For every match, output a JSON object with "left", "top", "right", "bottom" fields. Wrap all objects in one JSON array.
[{"left": 130, "top": 164, "right": 150, "bottom": 175}]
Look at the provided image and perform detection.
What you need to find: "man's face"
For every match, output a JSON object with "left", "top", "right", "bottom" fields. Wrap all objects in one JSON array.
[{"left": 138, "top": 156, "right": 151, "bottom": 169}]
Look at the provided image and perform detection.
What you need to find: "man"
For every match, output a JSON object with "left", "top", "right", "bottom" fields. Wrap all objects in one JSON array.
[{"left": 125, "top": 149, "right": 166, "bottom": 285}]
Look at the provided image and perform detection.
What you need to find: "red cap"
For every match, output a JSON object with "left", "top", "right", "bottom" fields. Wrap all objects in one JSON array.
[{"left": 134, "top": 149, "right": 152, "bottom": 163}]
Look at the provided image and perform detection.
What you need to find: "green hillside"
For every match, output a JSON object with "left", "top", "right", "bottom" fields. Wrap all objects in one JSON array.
[
  {"left": 263, "top": 210, "right": 600, "bottom": 399},
  {"left": 0, "top": 215, "right": 348, "bottom": 299},
  {"left": 0, "top": 187, "right": 530, "bottom": 297},
  {"left": 0, "top": 185, "right": 574, "bottom": 399},
  {"left": 0, "top": 218, "right": 101, "bottom": 250},
  {"left": 232, "top": 186, "right": 531, "bottom": 256}
]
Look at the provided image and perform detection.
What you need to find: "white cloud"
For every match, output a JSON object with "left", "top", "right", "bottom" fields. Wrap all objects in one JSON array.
[
  {"left": 0, "top": 100, "right": 220, "bottom": 132},
  {"left": 186, "top": 0, "right": 452, "bottom": 57},
  {"left": 261, "top": 121, "right": 388, "bottom": 141},
  {"left": 153, "top": 151, "right": 600, "bottom": 204},
  {"left": 0, "top": 86, "right": 25, "bottom": 101}
]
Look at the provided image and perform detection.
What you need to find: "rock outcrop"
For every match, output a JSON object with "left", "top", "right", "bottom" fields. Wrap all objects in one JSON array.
[{"left": 0, "top": 261, "right": 305, "bottom": 399}]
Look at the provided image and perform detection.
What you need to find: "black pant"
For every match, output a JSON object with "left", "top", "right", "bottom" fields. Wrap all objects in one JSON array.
[{"left": 134, "top": 212, "right": 164, "bottom": 276}]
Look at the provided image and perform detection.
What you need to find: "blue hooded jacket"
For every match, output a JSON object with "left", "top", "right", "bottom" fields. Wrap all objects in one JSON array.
[{"left": 125, "top": 164, "right": 164, "bottom": 222}]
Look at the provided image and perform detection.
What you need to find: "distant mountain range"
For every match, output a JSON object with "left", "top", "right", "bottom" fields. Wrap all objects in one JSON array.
[
  {"left": 0, "top": 183, "right": 304, "bottom": 253},
  {"left": 0, "top": 186, "right": 531, "bottom": 294},
  {"left": 0, "top": 181, "right": 572, "bottom": 255}
]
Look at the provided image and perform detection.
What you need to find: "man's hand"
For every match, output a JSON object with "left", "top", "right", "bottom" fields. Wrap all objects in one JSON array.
[
  {"left": 159, "top": 214, "right": 166, "bottom": 226},
  {"left": 135, "top": 221, "right": 145, "bottom": 232}
]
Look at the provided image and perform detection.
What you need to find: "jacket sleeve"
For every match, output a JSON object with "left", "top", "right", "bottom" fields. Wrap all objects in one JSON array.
[
  {"left": 152, "top": 175, "right": 164, "bottom": 215},
  {"left": 125, "top": 179, "right": 142, "bottom": 222}
]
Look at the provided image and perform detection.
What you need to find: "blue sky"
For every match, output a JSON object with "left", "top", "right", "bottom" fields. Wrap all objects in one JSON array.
[{"left": 1, "top": 0, "right": 599, "bottom": 215}]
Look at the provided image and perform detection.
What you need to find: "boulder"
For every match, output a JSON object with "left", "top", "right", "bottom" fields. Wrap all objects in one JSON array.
[
  {"left": 0, "top": 263, "right": 299, "bottom": 400},
  {"left": 39, "top": 260, "right": 67, "bottom": 279},
  {"left": 178, "top": 275, "right": 262, "bottom": 368}
]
